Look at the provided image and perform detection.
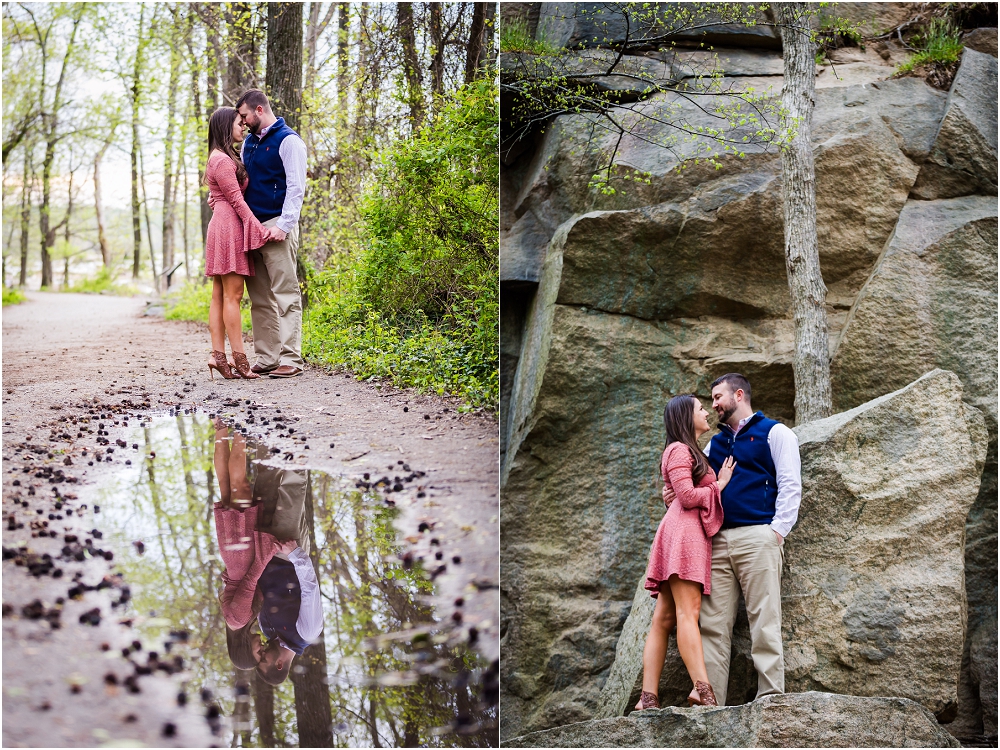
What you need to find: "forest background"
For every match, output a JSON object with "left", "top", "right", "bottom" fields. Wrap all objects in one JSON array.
[{"left": 2, "top": 2, "right": 500, "bottom": 411}]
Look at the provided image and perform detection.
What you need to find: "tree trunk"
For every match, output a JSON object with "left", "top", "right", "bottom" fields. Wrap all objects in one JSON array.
[
  {"left": 162, "top": 10, "right": 181, "bottom": 287},
  {"left": 139, "top": 142, "right": 159, "bottom": 289},
  {"left": 62, "top": 169, "right": 73, "bottom": 288},
  {"left": 131, "top": 4, "right": 146, "bottom": 280},
  {"left": 19, "top": 149, "right": 32, "bottom": 287},
  {"left": 465, "top": 3, "right": 487, "bottom": 84},
  {"left": 253, "top": 670, "right": 276, "bottom": 747},
  {"left": 265, "top": 3, "right": 304, "bottom": 130},
  {"left": 429, "top": 4, "right": 445, "bottom": 97},
  {"left": 304, "top": 2, "right": 337, "bottom": 154},
  {"left": 776, "top": 3, "right": 831, "bottom": 423},
  {"left": 225, "top": 2, "right": 261, "bottom": 105},
  {"left": 397, "top": 3, "right": 423, "bottom": 127},
  {"left": 94, "top": 139, "right": 113, "bottom": 267},
  {"left": 481, "top": 2, "right": 497, "bottom": 70},
  {"left": 290, "top": 476, "right": 334, "bottom": 748}
]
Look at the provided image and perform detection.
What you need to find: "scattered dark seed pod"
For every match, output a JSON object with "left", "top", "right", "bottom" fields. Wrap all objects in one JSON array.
[
  {"left": 162, "top": 723, "right": 177, "bottom": 738},
  {"left": 452, "top": 556, "right": 462, "bottom": 565}
]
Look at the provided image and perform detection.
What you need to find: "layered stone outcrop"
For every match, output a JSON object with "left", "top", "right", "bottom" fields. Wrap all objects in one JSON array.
[
  {"left": 506, "top": 692, "right": 961, "bottom": 748},
  {"left": 501, "top": 6, "right": 998, "bottom": 743}
]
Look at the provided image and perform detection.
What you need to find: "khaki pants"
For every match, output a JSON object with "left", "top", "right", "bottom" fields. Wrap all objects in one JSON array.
[
  {"left": 700, "top": 524, "right": 785, "bottom": 705},
  {"left": 245, "top": 217, "right": 304, "bottom": 369},
  {"left": 253, "top": 465, "right": 310, "bottom": 558}
]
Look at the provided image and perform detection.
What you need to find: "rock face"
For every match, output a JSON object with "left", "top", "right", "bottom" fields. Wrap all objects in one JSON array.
[
  {"left": 506, "top": 692, "right": 961, "bottom": 748},
  {"left": 501, "top": 3, "right": 998, "bottom": 742},
  {"left": 595, "top": 370, "right": 987, "bottom": 720},
  {"left": 911, "top": 49, "right": 999, "bottom": 200}
]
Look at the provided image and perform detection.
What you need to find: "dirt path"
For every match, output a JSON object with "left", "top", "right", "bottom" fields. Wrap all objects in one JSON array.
[{"left": 2, "top": 291, "right": 499, "bottom": 746}]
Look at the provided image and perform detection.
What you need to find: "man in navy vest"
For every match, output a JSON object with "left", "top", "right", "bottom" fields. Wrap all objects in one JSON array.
[
  {"left": 664, "top": 373, "right": 801, "bottom": 705},
  {"left": 235, "top": 89, "right": 307, "bottom": 378}
]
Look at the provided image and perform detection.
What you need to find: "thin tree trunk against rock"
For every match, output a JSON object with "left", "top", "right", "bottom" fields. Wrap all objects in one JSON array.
[
  {"left": 265, "top": 3, "right": 304, "bottom": 130},
  {"left": 162, "top": 10, "right": 181, "bottom": 287},
  {"left": 19, "top": 149, "right": 32, "bottom": 287},
  {"left": 777, "top": 2, "right": 831, "bottom": 424},
  {"left": 465, "top": 3, "right": 487, "bottom": 84},
  {"left": 94, "top": 139, "right": 113, "bottom": 267},
  {"left": 131, "top": 4, "right": 147, "bottom": 280},
  {"left": 291, "top": 476, "right": 333, "bottom": 747},
  {"left": 397, "top": 3, "right": 423, "bottom": 127}
]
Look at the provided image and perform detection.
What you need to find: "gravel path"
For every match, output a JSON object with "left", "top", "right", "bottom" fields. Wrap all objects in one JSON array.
[{"left": 2, "top": 291, "right": 499, "bottom": 747}]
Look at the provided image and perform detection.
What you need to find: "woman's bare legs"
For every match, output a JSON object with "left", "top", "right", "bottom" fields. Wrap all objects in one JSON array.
[
  {"left": 228, "top": 430, "right": 252, "bottom": 509},
  {"left": 669, "top": 575, "right": 710, "bottom": 686},
  {"left": 220, "top": 273, "right": 247, "bottom": 356},
  {"left": 213, "top": 420, "right": 232, "bottom": 508},
  {"left": 637, "top": 582, "right": 677, "bottom": 709},
  {"left": 209, "top": 276, "right": 227, "bottom": 357}
]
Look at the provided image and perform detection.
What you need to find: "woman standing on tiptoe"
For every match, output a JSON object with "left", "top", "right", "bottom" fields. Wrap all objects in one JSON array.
[
  {"left": 636, "top": 394, "right": 735, "bottom": 710},
  {"left": 204, "top": 106, "right": 270, "bottom": 380}
]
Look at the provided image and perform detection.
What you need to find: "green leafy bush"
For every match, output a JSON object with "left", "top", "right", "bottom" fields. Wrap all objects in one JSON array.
[
  {"left": 64, "top": 266, "right": 140, "bottom": 296},
  {"left": 2, "top": 287, "right": 26, "bottom": 306},
  {"left": 897, "top": 18, "right": 964, "bottom": 73},
  {"left": 304, "top": 78, "right": 499, "bottom": 411}
]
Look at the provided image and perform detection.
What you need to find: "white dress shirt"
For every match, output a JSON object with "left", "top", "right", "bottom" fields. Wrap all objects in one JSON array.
[
  {"left": 288, "top": 546, "right": 323, "bottom": 644},
  {"left": 704, "top": 414, "right": 802, "bottom": 538},
  {"left": 241, "top": 122, "right": 307, "bottom": 234}
]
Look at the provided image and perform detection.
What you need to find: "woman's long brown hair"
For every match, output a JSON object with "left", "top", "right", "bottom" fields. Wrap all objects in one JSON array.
[
  {"left": 206, "top": 106, "right": 247, "bottom": 184},
  {"left": 663, "top": 394, "right": 712, "bottom": 485},
  {"left": 223, "top": 587, "right": 264, "bottom": 670}
]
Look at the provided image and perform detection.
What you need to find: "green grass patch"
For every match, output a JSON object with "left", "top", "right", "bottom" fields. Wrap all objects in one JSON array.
[
  {"left": 2, "top": 287, "right": 26, "bottom": 306},
  {"left": 64, "top": 267, "right": 140, "bottom": 296},
  {"left": 500, "top": 16, "right": 560, "bottom": 54},
  {"left": 164, "top": 280, "right": 251, "bottom": 333},
  {"left": 896, "top": 18, "right": 964, "bottom": 73}
]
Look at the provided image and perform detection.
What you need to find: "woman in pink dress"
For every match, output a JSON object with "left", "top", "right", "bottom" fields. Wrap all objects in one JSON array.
[
  {"left": 204, "top": 107, "right": 270, "bottom": 380},
  {"left": 211, "top": 419, "right": 278, "bottom": 668},
  {"left": 636, "top": 394, "right": 735, "bottom": 710}
]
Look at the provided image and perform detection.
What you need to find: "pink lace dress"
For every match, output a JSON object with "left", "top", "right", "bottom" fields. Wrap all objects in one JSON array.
[
  {"left": 204, "top": 151, "right": 269, "bottom": 277},
  {"left": 644, "top": 442, "right": 724, "bottom": 596}
]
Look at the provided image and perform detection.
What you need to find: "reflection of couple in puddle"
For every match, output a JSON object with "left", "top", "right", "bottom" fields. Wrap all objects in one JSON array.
[{"left": 211, "top": 420, "right": 322, "bottom": 685}]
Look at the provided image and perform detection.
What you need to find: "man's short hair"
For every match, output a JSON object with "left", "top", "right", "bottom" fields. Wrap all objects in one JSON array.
[
  {"left": 711, "top": 373, "right": 752, "bottom": 403},
  {"left": 235, "top": 89, "right": 270, "bottom": 113}
]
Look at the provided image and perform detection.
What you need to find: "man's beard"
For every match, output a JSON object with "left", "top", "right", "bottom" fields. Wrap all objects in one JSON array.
[
  {"left": 716, "top": 401, "right": 737, "bottom": 425},
  {"left": 247, "top": 117, "right": 261, "bottom": 135}
]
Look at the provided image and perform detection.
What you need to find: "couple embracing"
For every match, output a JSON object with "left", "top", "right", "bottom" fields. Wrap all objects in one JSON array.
[
  {"left": 203, "top": 89, "right": 305, "bottom": 381},
  {"left": 638, "top": 373, "right": 802, "bottom": 709}
]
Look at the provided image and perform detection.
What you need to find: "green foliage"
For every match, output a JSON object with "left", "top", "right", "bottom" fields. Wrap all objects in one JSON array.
[
  {"left": 64, "top": 266, "right": 140, "bottom": 296},
  {"left": 304, "top": 78, "right": 499, "bottom": 412},
  {"left": 2, "top": 287, "right": 26, "bottom": 306},
  {"left": 500, "top": 16, "right": 560, "bottom": 54},
  {"left": 164, "top": 279, "right": 252, "bottom": 333},
  {"left": 896, "top": 18, "right": 964, "bottom": 73}
]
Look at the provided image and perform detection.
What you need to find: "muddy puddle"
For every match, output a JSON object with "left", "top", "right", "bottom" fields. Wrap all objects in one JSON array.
[{"left": 90, "top": 412, "right": 497, "bottom": 747}]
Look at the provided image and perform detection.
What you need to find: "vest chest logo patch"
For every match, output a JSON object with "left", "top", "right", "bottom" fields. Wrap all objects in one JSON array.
[{"left": 750, "top": 437, "right": 754, "bottom": 441}]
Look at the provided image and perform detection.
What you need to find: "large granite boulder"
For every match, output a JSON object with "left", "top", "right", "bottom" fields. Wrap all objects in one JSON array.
[
  {"left": 830, "top": 195, "right": 998, "bottom": 739},
  {"left": 594, "top": 369, "right": 987, "bottom": 720},
  {"left": 911, "top": 49, "right": 999, "bottom": 200},
  {"left": 506, "top": 692, "right": 961, "bottom": 748}
]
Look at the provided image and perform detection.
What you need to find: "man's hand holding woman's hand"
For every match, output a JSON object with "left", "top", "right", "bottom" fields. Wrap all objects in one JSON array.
[
  {"left": 276, "top": 539, "right": 298, "bottom": 555},
  {"left": 266, "top": 226, "right": 287, "bottom": 242}
]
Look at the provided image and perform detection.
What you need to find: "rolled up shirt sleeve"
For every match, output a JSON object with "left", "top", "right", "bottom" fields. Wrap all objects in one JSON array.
[
  {"left": 767, "top": 423, "right": 802, "bottom": 538},
  {"left": 276, "top": 135, "right": 307, "bottom": 234},
  {"left": 288, "top": 546, "right": 323, "bottom": 643}
]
